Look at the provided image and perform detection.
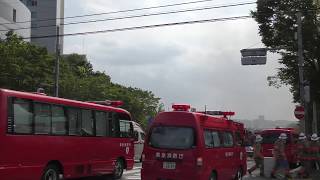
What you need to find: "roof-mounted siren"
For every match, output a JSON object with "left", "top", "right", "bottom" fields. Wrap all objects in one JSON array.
[
  {"left": 172, "top": 104, "right": 191, "bottom": 111},
  {"left": 89, "top": 100, "right": 124, "bottom": 107},
  {"left": 32, "top": 88, "right": 47, "bottom": 96},
  {"left": 204, "top": 111, "right": 235, "bottom": 119}
]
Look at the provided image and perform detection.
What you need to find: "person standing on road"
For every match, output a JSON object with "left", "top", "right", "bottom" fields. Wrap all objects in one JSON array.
[
  {"left": 297, "top": 133, "right": 310, "bottom": 178},
  {"left": 271, "top": 133, "right": 290, "bottom": 179},
  {"left": 248, "top": 135, "right": 264, "bottom": 176},
  {"left": 307, "top": 133, "right": 320, "bottom": 172}
]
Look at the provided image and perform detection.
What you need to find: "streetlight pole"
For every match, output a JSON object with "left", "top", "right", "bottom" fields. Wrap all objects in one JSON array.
[
  {"left": 297, "top": 12, "right": 310, "bottom": 134},
  {"left": 54, "top": 26, "right": 60, "bottom": 97}
]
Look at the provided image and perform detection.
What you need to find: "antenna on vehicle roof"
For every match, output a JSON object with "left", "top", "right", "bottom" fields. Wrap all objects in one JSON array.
[{"left": 204, "top": 105, "right": 207, "bottom": 114}]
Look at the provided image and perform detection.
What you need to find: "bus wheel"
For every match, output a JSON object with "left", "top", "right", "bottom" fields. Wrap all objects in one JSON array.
[
  {"left": 41, "top": 164, "right": 61, "bottom": 180},
  {"left": 113, "top": 159, "right": 124, "bottom": 179},
  {"left": 209, "top": 172, "right": 217, "bottom": 180},
  {"left": 234, "top": 168, "right": 243, "bottom": 180}
]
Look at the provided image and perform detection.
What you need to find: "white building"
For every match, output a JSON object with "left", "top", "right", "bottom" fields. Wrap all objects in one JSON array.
[
  {"left": 20, "top": 0, "right": 64, "bottom": 54},
  {"left": 0, "top": 0, "right": 31, "bottom": 41}
]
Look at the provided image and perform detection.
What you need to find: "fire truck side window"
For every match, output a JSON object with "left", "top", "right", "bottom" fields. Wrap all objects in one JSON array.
[
  {"left": 222, "top": 132, "right": 234, "bottom": 147},
  {"left": 204, "top": 130, "right": 221, "bottom": 148},
  {"left": 235, "top": 132, "right": 243, "bottom": 146}
]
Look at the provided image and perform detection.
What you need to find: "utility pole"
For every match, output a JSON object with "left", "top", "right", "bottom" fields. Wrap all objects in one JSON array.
[
  {"left": 297, "top": 12, "right": 310, "bottom": 134},
  {"left": 54, "top": 26, "right": 60, "bottom": 97}
]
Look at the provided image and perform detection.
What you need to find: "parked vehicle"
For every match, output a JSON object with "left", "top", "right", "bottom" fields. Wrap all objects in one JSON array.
[
  {"left": 141, "top": 104, "right": 247, "bottom": 180},
  {"left": 132, "top": 121, "right": 145, "bottom": 162},
  {"left": 0, "top": 89, "right": 134, "bottom": 180}
]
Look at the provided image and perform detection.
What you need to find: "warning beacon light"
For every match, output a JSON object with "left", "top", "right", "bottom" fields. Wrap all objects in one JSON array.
[
  {"left": 202, "top": 111, "right": 235, "bottom": 118},
  {"left": 172, "top": 104, "right": 191, "bottom": 111},
  {"left": 88, "top": 100, "right": 124, "bottom": 107}
]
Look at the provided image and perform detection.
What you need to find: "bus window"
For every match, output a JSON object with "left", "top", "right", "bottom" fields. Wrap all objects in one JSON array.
[
  {"left": 95, "top": 111, "right": 107, "bottom": 137},
  {"left": 134, "top": 131, "right": 139, "bottom": 141},
  {"left": 68, "top": 108, "right": 81, "bottom": 136},
  {"left": 12, "top": 98, "right": 33, "bottom": 134},
  {"left": 222, "top": 132, "right": 234, "bottom": 147},
  {"left": 81, "top": 109, "right": 94, "bottom": 136},
  {"left": 34, "top": 103, "right": 51, "bottom": 134},
  {"left": 141, "top": 132, "right": 145, "bottom": 140},
  {"left": 120, "top": 120, "right": 131, "bottom": 138},
  {"left": 106, "top": 112, "right": 113, "bottom": 137},
  {"left": 52, "top": 105, "right": 67, "bottom": 135}
]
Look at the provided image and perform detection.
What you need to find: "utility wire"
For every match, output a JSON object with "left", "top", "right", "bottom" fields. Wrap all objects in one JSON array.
[
  {"left": 23, "top": 15, "right": 252, "bottom": 40},
  {"left": 0, "top": 0, "right": 218, "bottom": 26},
  {"left": 1, "top": 1, "right": 256, "bottom": 32},
  {"left": 21, "top": 6, "right": 320, "bottom": 40}
]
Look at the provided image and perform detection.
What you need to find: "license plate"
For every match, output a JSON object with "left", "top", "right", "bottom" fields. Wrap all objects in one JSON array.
[{"left": 163, "top": 162, "right": 176, "bottom": 169}]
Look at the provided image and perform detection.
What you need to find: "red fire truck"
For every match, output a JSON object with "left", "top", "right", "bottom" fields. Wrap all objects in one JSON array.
[
  {"left": 0, "top": 89, "right": 134, "bottom": 180},
  {"left": 141, "top": 104, "right": 247, "bottom": 180},
  {"left": 259, "top": 128, "right": 299, "bottom": 168}
]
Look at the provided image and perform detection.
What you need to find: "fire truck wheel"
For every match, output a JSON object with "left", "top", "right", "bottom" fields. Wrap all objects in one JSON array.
[
  {"left": 112, "top": 159, "right": 124, "bottom": 179},
  {"left": 41, "top": 164, "right": 61, "bottom": 180},
  {"left": 234, "top": 168, "right": 243, "bottom": 180},
  {"left": 209, "top": 172, "right": 217, "bottom": 180}
]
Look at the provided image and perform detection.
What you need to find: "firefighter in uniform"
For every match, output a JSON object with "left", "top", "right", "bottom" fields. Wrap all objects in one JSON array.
[
  {"left": 307, "top": 133, "right": 320, "bottom": 172},
  {"left": 297, "top": 132, "right": 310, "bottom": 178},
  {"left": 248, "top": 135, "right": 264, "bottom": 176},
  {"left": 271, "top": 133, "right": 290, "bottom": 179}
]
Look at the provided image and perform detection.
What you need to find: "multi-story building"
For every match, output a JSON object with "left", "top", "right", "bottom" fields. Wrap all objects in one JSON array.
[
  {"left": 0, "top": 0, "right": 31, "bottom": 41},
  {"left": 20, "top": 0, "right": 64, "bottom": 54}
]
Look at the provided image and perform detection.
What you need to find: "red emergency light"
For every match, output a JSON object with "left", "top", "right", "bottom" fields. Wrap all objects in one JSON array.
[
  {"left": 109, "top": 101, "right": 124, "bottom": 107},
  {"left": 201, "top": 111, "right": 235, "bottom": 118},
  {"left": 88, "top": 100, "right": 123, "bottom": 107},
  {"left": 172, "top": 104, "right": 191, "bottom": 111},
  {"left": 222, "top": 111, "right": 235, "bottom": 116}
]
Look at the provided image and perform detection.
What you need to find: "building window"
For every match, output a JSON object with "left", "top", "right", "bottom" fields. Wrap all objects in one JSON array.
[
  {"left": 26, "top": 0, "right": 31, "bottom": 6},
  {"left": 31, "top": 0, "right": 37, "bottom": 6},
  {"left": 31, "top": 12, "right": 37, "bottom": 19},
  {"left": 13, "top": 9, "right": 16, "bottom": 22},
  {"left": 26, "top": 0, "right": 37, "bottom": 6}
]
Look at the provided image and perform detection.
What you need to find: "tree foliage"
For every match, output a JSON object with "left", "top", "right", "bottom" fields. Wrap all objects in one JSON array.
[
  {"left": 0, "top": 32, "right": 161, "bottom": 127},
  {"left": 252, "top": 0, "right": 320, "bottom": 103},
  {"left": 0, "top": 31, "right": 55, "bottom": 93}
]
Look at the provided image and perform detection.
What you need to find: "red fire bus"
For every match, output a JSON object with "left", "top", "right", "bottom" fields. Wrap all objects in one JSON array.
[
  {"left": 0, "top": 89, "right": 134, "bottom": 180},
  {"left": 141, "top": 104, "right": 247, "bottom": 180}
]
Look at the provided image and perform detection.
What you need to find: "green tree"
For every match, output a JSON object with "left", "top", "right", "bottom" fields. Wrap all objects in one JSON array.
[
  {"left": 0, "top": 33, "right": 162, "bottom": 127},
  {"left": 59, "top": 54, "right": 162, "bottom": 126},
  {"left": 252, "top": 0, "right": 320, "bottom": 102},
  {"left": 252, "top": 0, "right": 320, "bottom": 131},
  {"left": 0, "top": 31, "right": 55, "bottom": 93}
]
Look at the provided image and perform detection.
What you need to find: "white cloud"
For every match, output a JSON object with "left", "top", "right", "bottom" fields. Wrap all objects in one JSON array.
[{"left": 64, "top": 0, "right": 297, "bottom": 121}]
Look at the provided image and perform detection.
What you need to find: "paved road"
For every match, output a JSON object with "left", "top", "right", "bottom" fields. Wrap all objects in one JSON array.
[{"left": 77, "top": 159, "right": 320, "bottom": 180}]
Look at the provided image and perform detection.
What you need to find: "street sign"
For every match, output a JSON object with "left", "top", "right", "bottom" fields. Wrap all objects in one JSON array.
[
  {"left": 241, "top": 56, "right": 267, "bottom": 65},
  {"left": 240, "top": 48, "right": 267, "bottom": 65},
  {"left": 294, "top": 106, "right": 304, "bottom": 120},
  {"left": 240, "top": 48, "right": 267, "bottom": 57}
]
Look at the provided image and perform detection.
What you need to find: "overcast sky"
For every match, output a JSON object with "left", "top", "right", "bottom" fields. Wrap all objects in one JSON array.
[{"left": 63, "top": 0, "right": 298, "bottom": 121}]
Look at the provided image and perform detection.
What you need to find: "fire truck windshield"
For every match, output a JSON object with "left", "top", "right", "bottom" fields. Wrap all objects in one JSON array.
[
  {"left": 261, "top": 133, "right": 291, "bottom": 144},
  {"left": 149, "top": 126, "right": 195, "bottom": 149}
]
